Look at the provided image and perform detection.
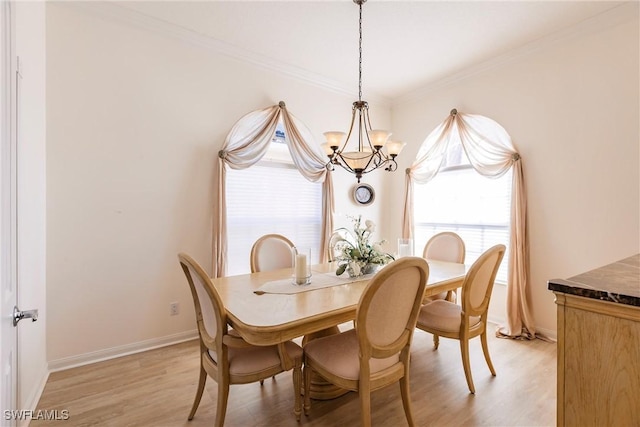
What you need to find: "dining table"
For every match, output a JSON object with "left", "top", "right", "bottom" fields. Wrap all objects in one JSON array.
[
  {"left": 211, "top": 259, "right": 467, "bottom": 346},
  {"left": 211, "top": 259, "right": 467, "bottom": 399}
]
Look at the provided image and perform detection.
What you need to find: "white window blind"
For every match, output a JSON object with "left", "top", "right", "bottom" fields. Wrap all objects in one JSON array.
[
  {"left": 414, "top": 166, "right": 512, "bottom": 284},
  {"left": 226, "top": 137, "right": 322, "bottom": 276}
]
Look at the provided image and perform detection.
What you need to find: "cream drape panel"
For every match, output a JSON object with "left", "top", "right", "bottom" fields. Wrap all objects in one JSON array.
[
  {"left": 402, "top": 109, "right": 534, "bottom": 339},
  {"left": 213, "top": 102, "right": 333, "bottom": 278}
]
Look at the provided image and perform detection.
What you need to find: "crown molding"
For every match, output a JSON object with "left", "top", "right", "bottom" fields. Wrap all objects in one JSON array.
[
  {"left": 392, "top": 2, "right": 639, "bottom": 107},
  {"left": 65, "top": 2, "right": 392, "bottom": 107}
]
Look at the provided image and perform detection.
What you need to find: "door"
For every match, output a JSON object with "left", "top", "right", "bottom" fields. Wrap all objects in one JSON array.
[{"left": 1, "top": 2, "right": 18, "bottom": 422}]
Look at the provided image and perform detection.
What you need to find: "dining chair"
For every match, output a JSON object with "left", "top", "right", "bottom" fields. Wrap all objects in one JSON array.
[
  {"left": 250, "top": 233, "right": 295, "bottom": 273},
  {"left": 422, "top": 232, "right": 466, "bottom": 348},
  {"left": 416, "top": 244, "right": 505, "bottom": 394},
  {"left": 303, "top": 257, "right": 429, "bottom": 426},
  {"left": 178, "top": 253, "right": 303, "bottom": 425},
  {"left": 328, "top": 229, "right": 352, "bottom": 262},
  {"left": 422, "top": 231, "right": 466, "bottom": 303}
]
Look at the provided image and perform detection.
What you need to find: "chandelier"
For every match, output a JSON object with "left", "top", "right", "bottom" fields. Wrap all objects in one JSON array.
[{"left": 321, "top": 0, "right": 405, "bottom": 183}]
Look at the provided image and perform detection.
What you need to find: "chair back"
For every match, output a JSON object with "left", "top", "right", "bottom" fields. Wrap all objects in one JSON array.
[
  {"left": 423, "top": 231, "right": 466, "bottom": 263},
  {"left": 356, "top": 257, "right": 429, "bottom": 360},
  {"left": 460, "top": 244, "right": 506, "bottom": 317},
  {"left": 250, "top": 234, "right": 295, "bottom": 273},
  {"left": 179, "top": 253, "right": 226, "bottom": 351},
  {"left": 328, "top": 230, "right": 350, "bottom": 262}
]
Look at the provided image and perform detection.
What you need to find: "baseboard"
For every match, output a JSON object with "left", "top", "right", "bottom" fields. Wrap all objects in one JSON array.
[
  {"left": 487, "top": 316, "right": 557, "bottom": 342},
  {"left": 535, "top": 326, "right": 557, "bottom": 342},
  {"left": 487, "top": 315, "right": 505, "bottom": 330},
  {"left": 45, "top": 319, "right": 556, "bottom": 374},
  {"left": 48, "top": 330, "right": 198, "bottom": 373}
]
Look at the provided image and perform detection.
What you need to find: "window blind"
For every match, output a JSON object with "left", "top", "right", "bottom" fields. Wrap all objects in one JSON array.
[
  {"left": 226, "top": 161, "right": 322, "bottom": 276},
  {"left": 414, "top": 167, "right": 512, "bottom": 284}
]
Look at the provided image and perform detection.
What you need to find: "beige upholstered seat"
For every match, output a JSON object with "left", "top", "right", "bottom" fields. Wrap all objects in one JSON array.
[
  {"left": 422, "top": 231, "right": 466, "bottom": 303},
  {"left": 416, "top": 244, "right": 505, "bottom": 394},
  {"left": 178, "top": 253, "right": 303, "bottom": 425},
  {"left": 422, "top": 232, "right": 466, "bottom": 348},
  {"left": 250, "top": 234, "right": 295, "bottom": 273},
  {"left": 303, "top": 257, "right": 429, "bottom": 426}
]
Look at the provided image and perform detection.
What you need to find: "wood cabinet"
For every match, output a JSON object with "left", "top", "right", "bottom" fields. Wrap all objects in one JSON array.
[{"left": 549, "top": 255, "right": 640, "bottom": 427}]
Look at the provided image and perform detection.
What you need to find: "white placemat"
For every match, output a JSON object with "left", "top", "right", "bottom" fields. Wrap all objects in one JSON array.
[{"left": 254, "top": 272, "right": 371, "bottom": 295}]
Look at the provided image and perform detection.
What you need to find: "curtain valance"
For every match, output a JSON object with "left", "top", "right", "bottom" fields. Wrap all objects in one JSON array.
[
  {"left": 213, "top": 102, "right": 334, "bottom": 278},
  {"left": 402, "top": 109, "right": 534, "bottom": 339}
]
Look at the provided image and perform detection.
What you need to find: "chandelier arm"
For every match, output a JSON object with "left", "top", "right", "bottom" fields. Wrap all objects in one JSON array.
[
  {"left": 372, "top": 151, "right": 384, "bottom": 167},
  {"left": 359, "top": 153, "right": 379, "bottom": 173},
  {"left": 334, "top": 153, "right": 357, "bottom": 174},
  {"left": 384, "top": 158, "right": 398, "bottom": 172},
  {"left": 361, "top": 105, "right": 379, "bottom": 152},
  {"left": 364, "top": 103, "right": 374, "bottom": 133},
  {"left": 338, "top": 105, "right": 359, "bottom": 154},
  {"left": 357, "top": 108, "right": 365, "bottom": 152},
  {"left": 358, "top": 160, "right": 386, "bottom": 178}
]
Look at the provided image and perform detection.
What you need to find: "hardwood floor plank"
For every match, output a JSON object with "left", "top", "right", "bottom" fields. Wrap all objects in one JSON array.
[{"left": 34, "top": 328, "right": 556, "bottom": 426}]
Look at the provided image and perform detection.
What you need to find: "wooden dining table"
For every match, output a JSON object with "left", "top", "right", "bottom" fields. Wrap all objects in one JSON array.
[{"left": 211, "top": 259, "right": 467, "bottom": 347}]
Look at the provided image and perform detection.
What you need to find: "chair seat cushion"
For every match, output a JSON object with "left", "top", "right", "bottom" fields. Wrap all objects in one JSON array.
[
  {"left": 209, "top": 340, "right": 302, "bottom": 377},
  {"left": 304, "top": 329, "right": 399, "bottom": 381},
  {"left": 424, "top": 291, "right": 448, "bottom": 301},
  {"left": 417, "top": 300, "right": 480, "bottom": 334}
]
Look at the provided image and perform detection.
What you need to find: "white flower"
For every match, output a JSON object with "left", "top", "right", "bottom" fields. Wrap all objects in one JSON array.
[
  {"left": 373, "top": 243, "right": 384, "bottom": 253},
  {"left": 365, "top": 220, "right": 376, "bottom": 232},
  {"left": 349, "top": 261, "right": 360, "bottom": 276}
]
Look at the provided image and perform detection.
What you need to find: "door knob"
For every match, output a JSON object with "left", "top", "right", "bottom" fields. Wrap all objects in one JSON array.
[{"left": 13, "top": 306, "right": 38, "bottom": 327}]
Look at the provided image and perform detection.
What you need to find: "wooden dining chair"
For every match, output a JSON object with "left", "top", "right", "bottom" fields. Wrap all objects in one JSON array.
[
  {"left": 422, "top": 232, "right": 466, "bottom": 348},
  {"left": 250, "top": 233, "right": 295, "bottom": 273},
  {"left": 328, "top": 229, "right": 356, "bottom": 262},
  {"left": 303, "top": 257, "right": 429, "bottom": 426},
  {"left": 178, "top": 253, "right": 303, "bottom": 425},
  {"left": 416, "top": 244, "right": 505, "bottom": 394},
  {"left": 422, "top": 231, "right": 466, "bottom": 303}
]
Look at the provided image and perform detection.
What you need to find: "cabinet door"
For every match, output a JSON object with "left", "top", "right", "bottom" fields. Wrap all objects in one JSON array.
[{"left": 560, "top": 296, "right": 640, "bottom": 426}]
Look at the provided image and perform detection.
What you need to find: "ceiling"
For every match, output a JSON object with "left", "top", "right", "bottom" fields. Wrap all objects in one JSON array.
[{"left": 116, "top": 1, "right": 626, "bottom": 101}]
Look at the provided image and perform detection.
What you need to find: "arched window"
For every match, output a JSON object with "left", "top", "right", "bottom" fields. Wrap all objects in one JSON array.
[
  {"left": 213, "top": 102, "right": 333, "bottom": 278},
  {"left": 226, "top": 128, "right": 322, "bottom": 275},
  {"left": 413, "top": 136, "right": 512, "bottom": 283},
  {"left": 402, "top": 110, "right": 533, "bottom": 339}
]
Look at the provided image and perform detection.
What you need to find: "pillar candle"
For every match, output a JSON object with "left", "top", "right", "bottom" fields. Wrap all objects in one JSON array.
[{"left": 295, "top": 253, "right": 307, "bottom": 284}]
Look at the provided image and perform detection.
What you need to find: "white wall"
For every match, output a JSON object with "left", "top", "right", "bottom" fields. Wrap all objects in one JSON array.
[
  {"left": 45, "top": 3, "right": 390, "bottom": 364},
  {"left": 15, "top": 1, "right": 48, "bottom": 412},
  {"left": 389, "top": 9, "right": 640, "bottom": 337},
  {"left": 46, "top": 2, "right": 638, "bottom": 364}
]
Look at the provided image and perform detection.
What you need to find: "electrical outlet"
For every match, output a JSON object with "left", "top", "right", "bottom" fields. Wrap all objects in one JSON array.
[{"left": 170, "top": 302, "right": 179, "bottom": 316}]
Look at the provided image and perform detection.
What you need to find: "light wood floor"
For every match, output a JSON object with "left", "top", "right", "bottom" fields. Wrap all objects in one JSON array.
[{"left": 34, "top": 328, "right": 556, "bottom": 426}]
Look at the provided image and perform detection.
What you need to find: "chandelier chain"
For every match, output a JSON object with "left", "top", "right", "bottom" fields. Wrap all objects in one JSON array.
[{"left": 358, "top": 1, "right": 363, "bottom": 102}]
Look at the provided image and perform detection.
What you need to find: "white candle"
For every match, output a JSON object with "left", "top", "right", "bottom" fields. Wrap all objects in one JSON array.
[{"left": 295, "top": 253, "right": 307, "bottom": 284}]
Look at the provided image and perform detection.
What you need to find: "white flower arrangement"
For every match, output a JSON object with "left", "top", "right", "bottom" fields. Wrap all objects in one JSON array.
[{"left": 334, "top": 215, "right": 394, "bottom": 277}]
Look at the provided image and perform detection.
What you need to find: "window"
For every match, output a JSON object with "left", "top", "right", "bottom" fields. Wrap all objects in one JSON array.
[
  {"left": 226, "top": 130, "right": 322, "bottom": 276},
  {"left": 413, "top": 141, "right": 511, "bottom": 284}
]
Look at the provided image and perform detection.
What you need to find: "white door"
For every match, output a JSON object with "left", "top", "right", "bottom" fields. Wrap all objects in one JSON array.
[{"left": 1, "top": 2, "right": 18, "bottom": 423}]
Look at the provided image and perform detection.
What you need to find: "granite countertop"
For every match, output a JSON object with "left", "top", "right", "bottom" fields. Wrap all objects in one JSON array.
[{"left": 548, "top": 254, "right": 640, "bottom": 307}]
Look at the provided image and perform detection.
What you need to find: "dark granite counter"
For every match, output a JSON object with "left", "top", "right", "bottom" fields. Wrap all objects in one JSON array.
[{"left": 548, "top": 254, "right": 640, "bottom": 307}]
